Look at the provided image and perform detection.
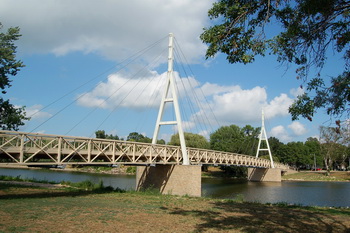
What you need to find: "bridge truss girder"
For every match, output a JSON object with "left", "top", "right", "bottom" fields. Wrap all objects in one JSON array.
[{"left": 0, "top": 130, "right": 290, "bottom": 170}]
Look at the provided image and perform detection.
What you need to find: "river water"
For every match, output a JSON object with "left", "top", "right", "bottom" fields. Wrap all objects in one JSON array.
[{"left": 0, "top": 168, "right": 349, "bottom": 207}]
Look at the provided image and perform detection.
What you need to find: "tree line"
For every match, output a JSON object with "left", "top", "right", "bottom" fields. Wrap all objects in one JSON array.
[{"left": 96, "top": 124, "right": 350, "bottom": 171}]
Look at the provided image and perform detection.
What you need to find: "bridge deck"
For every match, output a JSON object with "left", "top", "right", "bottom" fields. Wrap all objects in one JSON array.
[{"left": 0, "top": 130, "right": 289, "bottom": 169}]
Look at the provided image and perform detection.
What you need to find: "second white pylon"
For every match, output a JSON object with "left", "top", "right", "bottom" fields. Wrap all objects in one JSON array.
[{"left": 256, "top": 109, "right": 274, "bottom": 168}]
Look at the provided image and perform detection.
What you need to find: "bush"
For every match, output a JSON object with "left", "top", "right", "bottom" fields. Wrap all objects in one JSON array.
[{"left": 126, "top": 166, "right": 136, "bottom": 174}]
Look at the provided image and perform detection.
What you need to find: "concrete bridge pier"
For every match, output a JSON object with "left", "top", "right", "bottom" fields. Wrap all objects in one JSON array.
[
  {"left": 136, "top": 165, "right": 201, "bottom": 197},
  {"left": 247, "top": 168, "right": 282, "bottom": 182}
]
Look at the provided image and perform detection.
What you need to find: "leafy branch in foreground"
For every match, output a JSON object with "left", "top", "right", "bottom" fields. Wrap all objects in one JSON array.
[
  {"left": 201, "top": 0, "right": 350, "bottom": 122},
  {"left": 0, "top": 22, "right": 29, "bottom": 130}
]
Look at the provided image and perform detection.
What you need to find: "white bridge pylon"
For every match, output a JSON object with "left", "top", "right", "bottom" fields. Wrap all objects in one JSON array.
[
  {"left": 151, "top": 33, "right": 189, "bottom": 165},
  {"left": 256, "top": 109, "right": 274, "bottom": 168}
]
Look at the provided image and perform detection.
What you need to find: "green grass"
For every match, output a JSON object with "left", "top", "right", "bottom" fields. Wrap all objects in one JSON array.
[
  {"left": 0, "top": 175, "right": 124, "bottom": 192},
  {"left": 282, "top": 171, "right": 350, "bottom": 181},
  {"left": 0, "top": 175, "right": 56, "bottom": 184},
  {"left": 0, "top": 182, "right": 349, "bottom": 232}
]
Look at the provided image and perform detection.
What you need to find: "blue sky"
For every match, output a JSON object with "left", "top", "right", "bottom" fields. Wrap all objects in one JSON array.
[{"left": 0, "top": 0, "right": 343, "bottom": 143}]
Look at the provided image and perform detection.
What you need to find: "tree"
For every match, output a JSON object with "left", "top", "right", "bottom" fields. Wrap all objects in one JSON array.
[
  {"left": 266, "top": 136, "right": 284, "bottom": 162},
  {"left": 210, "top": 125, "right": 244, "bottom": 153},
  {"left": 304, "top": 137, "right": 322, "bottom": 169},
  {"left": 210, "top": 125, "right": 261, "bottom": 177},
  {"left": 156, "top": 139, "right": 166, "bottom": 145},
  {"left": 210, "top": 124, "right": 260, "bottom": 155},
  {"left": 168, "top": 132, "right": 210, "bottom": 149},
  {"left": 0, "top": 23, "right": 28, "bottom": 130},
  {"left": 201, "top": 0, "right": 350, "bottom": 122},
  {"left": 95, "top": 130, "right": 119, "bottom": 140},
  {"left": 319, "top": 125, "right": 349, "bottom": 171},
  {"left": 126, "top": 132, "right": 152, "bottom": 143}
]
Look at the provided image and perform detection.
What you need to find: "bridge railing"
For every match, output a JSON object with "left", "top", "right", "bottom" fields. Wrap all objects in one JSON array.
[
  {"left": 0, "top": 130, "right": 184, "bottom": 165},
  {"left": 0, "top": 130, "right": 291, "bottom": 169}
]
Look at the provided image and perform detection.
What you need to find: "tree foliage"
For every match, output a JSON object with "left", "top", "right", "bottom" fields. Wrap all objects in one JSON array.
[
  {"left": 201, "top": 0, "right": 350, "bottom": 121},
  {"left": 210, "top": 124, "right": 260, "bottom": 155},
  {"left": 126, "top": 132, "right": 152, "bottom": 143},
  {"left": 168, "top": 132, "right": 210, "bottom": 149},
  {"left": 95, "top": 130, "right": 120, "bottom": 140},
  {"left": 319, "top": 125, "right": 350, "bottom": 171},
  {"left": 0, "top": 23, "right": 28, "bottom": 130}
]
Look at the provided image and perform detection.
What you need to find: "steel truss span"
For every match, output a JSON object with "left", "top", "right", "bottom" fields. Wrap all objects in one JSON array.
[{"left": 0, "top": 130, "right": 289, "bottom": 169}]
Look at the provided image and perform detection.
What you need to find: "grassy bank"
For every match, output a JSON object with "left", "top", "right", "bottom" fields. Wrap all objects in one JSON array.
[
  {"left": 283, "top": 171, "right": 350, "bottom": 182},
  {"left": 0, "top": 181, "right": 349, "bottom": 232}
]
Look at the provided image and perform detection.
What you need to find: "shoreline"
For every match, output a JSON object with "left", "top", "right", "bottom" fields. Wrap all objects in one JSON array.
[{"left": 1, "top": 165, "right": 349, "bottom": 182}]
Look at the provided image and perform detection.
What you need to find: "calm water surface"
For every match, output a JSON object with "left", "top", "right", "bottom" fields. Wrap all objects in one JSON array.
[
  {"left": 1, "top": 168, "right": 349, "bottom": 207},
  {"left": 202, "top": 177, "right": 350, "bottom": 207}
]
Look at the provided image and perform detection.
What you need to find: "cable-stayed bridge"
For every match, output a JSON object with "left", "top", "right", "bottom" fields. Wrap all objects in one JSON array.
[
  {"left": 0, "top": 130, "right": 289, "bottom": 169},
  {"left": 0, "top": 34, "right": 294, "bottom": 196}
]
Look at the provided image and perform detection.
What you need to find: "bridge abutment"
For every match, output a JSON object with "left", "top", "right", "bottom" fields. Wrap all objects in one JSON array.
[
  {"left": 247, "top": 168, "right": 281, "bottom": 182},
  {"left": 136, "top": 165, "right": 201, "bottom": 197}
]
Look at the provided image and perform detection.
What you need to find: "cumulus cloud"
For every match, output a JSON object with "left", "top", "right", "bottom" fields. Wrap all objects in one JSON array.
[
  {"left": 264, "top": 94, "right": 294, "bottom": 119},
  {"left": 290, "top": 87, "right": 304, "bottom": 97},
  {"left": 193, "top": 85, "right": 294, "bottom": 126},
  {"left": 0, "top": 0, "right": 212, "bottom": 63},
  {"left": 77, "top": 69, "right": 297, "bottom": 131},
  {"left": 269, "top": 125, "right": 291, "bottom": 142},
  {"left": 288, "top": 121, "right": 307, "bottom": 136},
  {"left": 22, "top": 105, "right": 52, "bottom": 120},
  {"left": 77, "top": 71, "right": 179, "bottom": 109}
]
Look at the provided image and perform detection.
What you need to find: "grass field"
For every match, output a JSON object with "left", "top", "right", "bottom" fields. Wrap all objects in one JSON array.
[
  {"left": 282, "top": 171, "right": 350, "bottom": 182},
  {"left": 0, "top": 182, "right": 349, "bottom": 232}
]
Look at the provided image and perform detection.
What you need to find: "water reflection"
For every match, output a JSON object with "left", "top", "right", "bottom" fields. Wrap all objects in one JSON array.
[
  {"left": 0, "top": 167, "right": 135, "bottom": 190},
  {"left": 202, "top": 178, "right": 350, "bottom": 207},
  {"left": 0, "top": 168, "right": 349, "bottom": 207}
]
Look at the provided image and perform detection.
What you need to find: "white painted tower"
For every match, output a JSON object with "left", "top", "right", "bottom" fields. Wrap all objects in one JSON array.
[
  {"left": 152, "top": 33, "right": 189, "bottom": 165},
  {"left": 256, "top": 109, "right": 274, "bottom": 168}
]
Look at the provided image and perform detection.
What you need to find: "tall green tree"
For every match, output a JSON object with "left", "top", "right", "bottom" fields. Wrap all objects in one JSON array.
[
  {"left": 0, "top": 23, "right": 28, "bottom": 130},
  {"left": 201, "top": 0, "right": 350, "bottom": 122},
  {"left": 168, "top": 132, "right": 210, "bottom": 149},
  {"left": 210, "top": 124, "right": 260, "bottom": 155},
  {"left": 126, "top": 132, "right": 153, "bottom": 143},
  {"left": 319, "top": 126, "right": 349, "bottom": 171},
  {"left": 304, "top": 137, "right": 322, "bottom": 169},
  {"left": 210, "top": 125, "right": 244, "bottom": 153},
  {"left": 95, "top": 130, "right": 119, "bottom": 140}
]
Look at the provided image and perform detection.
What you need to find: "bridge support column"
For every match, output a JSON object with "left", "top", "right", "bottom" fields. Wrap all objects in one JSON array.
[
  {"left": 247, "top": 168, "right": 281, "bottom": 182},
  {"left": 136, "top": 165, "right": 201, "bottom": 197}
]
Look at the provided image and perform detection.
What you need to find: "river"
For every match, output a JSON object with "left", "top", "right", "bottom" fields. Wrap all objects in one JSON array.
[{"left": 0, "top": 167, "right": 349, "bottom": 207}]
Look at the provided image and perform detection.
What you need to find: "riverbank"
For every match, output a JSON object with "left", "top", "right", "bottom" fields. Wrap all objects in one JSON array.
[
  {"left": 0, "top": 182, "right": 349, "bottom": 232},
  {"left": 1, "top": 165, "right": 350, "bottom": 182},
  {"left": 282, "top": 171, "right": 350, "bottom": 182},
  {"left": 0, "top": 164, "right": 135, "bottom": 175}
]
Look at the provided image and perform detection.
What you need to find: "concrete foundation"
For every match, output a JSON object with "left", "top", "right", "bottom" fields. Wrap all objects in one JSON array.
[
  {"left": 248, "top": 168, "right": 281, "bottom": 182},
  {"left": 136, "top": 165, "right": 201, "bottom": 197}
]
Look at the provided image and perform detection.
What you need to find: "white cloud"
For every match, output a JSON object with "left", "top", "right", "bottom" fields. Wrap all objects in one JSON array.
[
  {"left": 181, "top": 121, "right": 197, "bottom": 132},
  {"left": 288, "top": 121, "right": 307, "bottom": 136},
  {"left": 77, "top": 70, "right": 197, "bottom": 110},
  {"left": 22, "top": 105, "right": 52, "bottom": 120},
  {"left": 198, "top": 130, "right": 210, "bottom": 139},
  {"left": 193, "top": 85, "right": 294, "bottom": 126},
  {"left": 78, "top": 68, "right": 298, "bottom": 133},
  {"left": 0, "top": 0, "right": 213, "bottom": 64},
  {"left": 264, "top": 93, "right": 294, "bottom": 119},
  {"left": 290, "top": 87, "right": 304, "bottom": 97},
  {"left": 269, "top": 125, "right": 291, "bottom": 142}
]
